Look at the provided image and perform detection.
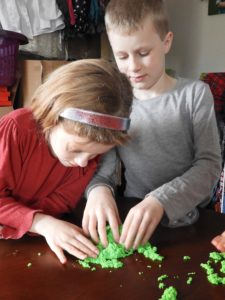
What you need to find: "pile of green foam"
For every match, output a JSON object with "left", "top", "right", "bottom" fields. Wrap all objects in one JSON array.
[
  {"left": 159, "top": 286, "right": 177, "bottom": 300},
  {"left": 78, "top": 226, "right": 164, "bottom": 269},
  {"left": 200, "top": 251, "right": 225, "bottom": 285}
]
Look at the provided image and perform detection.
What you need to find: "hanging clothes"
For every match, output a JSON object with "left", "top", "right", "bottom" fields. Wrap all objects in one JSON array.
[
  {"left": 56, "top": 0, "right": 109, "bottom": 37},
  {"left": 0, "top": 0, "right": 65, "bottom": 40}
]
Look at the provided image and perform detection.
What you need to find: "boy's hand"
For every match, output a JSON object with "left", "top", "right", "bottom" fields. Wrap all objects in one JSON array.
[
  {"left": 30, "top": 213, "right": 99, "bottom": 264},
  {"left": 119, "top": 196, "right": 164, "bottom": 249},
  {"left": 82, "top": 186, "right": 121, "bottom": 247},
  {"left": 211, "top": 232, "right": 225, "bottom": 252}
]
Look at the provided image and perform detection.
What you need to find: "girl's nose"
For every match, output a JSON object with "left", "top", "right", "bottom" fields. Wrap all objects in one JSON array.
[{"left": 74, "top": 155, "right": 88, "bottom": 167}]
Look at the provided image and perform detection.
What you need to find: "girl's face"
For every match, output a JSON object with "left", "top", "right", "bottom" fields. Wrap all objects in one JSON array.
[{"left": 49, "top": 125, "right": 114, "bottom": 167}]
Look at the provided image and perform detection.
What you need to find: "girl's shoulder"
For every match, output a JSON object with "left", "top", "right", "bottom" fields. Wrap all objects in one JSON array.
[{"left": 0, "top": 108, "right": 36, "bottom": 130}]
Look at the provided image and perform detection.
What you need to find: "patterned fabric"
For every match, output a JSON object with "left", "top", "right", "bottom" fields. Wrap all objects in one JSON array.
[
  {"left": 56, "top": 0, "right": 109, "bottom": 36},
  {"left": 200, "top": 73, "right": 225, "bottom": 116},
  {"left": 201, "top": 73, "right": 225, "bottom": 213}
]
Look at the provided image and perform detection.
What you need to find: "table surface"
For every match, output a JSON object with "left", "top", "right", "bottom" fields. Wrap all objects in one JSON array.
[{"left": 1, "top": 198, "right": 225, "bottom": 300}]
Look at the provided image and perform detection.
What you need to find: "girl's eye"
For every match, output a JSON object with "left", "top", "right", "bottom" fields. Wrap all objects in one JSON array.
[{"left": 69, "top": 150, "right": 80, "bottom": 154}]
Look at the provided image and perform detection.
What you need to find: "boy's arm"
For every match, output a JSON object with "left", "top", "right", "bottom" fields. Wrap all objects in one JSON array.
[
  {"left": 149, "top": 83, "right": 222, "bottom": 225},
  {"left": 85, "top": 148, "right": 120, "bottom": 198},
  {"left": 83, "top": 148, "right": 122, "bottom": 245}
]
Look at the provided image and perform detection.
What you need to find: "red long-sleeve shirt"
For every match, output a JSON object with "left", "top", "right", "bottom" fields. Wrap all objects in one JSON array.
[{"left": 0, "top": 108, "right": 98, "bottom": 239}]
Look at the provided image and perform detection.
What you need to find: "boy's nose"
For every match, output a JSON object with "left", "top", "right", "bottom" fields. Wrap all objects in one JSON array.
[{"left": 129, "top": 57, "right": 141, "bottom": 72}]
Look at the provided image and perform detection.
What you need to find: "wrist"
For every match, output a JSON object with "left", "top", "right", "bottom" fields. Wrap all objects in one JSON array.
[
  {"left": 88, "top": 185, "right": 114, "bottom": 200},
  {"left": 30, "top": 213, "right": 55, "bottom": 236}
]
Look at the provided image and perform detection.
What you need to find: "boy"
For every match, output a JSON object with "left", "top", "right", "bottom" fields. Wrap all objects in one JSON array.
[{"left": 82, "top": 0, "right": 221, "bottom": 250}]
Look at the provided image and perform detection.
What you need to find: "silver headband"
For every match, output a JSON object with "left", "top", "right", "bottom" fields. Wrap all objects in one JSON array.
[{"left": 59, "top": 108, "right": 130, "bottom": 131}]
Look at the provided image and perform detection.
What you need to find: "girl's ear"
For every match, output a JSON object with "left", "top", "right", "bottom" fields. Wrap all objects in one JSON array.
[{"left": 163, "top": 31, "right": 173, "bottom": 54}]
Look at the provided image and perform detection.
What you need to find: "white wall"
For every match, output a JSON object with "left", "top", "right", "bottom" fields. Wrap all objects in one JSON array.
[{"left": 165, "top": 0, "right": 225, "bottom": 79}]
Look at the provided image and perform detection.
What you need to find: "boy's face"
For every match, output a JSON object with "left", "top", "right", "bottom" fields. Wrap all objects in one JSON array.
[
  {"left": 107, "top": 17, "right": 173, "bottom": 93},
  {"left": 49, "top": 125, "right": 114, "bottom": 167}
]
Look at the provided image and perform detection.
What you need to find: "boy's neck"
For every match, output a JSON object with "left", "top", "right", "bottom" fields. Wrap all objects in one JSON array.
[{"left": 134, "top": 74, "right": 177, "bottom": 101}]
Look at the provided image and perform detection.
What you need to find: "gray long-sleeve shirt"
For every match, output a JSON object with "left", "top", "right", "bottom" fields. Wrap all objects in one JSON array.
[{"left": 86, "top": 78, "right": 222, "bottom": 225}]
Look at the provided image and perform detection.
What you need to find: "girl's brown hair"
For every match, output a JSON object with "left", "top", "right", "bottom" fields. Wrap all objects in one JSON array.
[
  {"left": 105, "top": 0, "right": 169, "bottom": 40},
  {"left": 30, "top": 59, "right": 133, "bottom": 145}
]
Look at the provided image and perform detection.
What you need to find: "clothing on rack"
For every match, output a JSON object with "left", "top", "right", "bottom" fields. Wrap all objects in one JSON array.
[{"left": 0, "top": 0, "right": 65, "bottom": 40}]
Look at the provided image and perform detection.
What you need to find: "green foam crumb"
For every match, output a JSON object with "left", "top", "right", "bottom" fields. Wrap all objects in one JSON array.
[
  {"left": 209, "top": 252, "right": 224, "bottom": 262},
  {"left": 159, "top": 282, "right": 165, "bottom": 289},
  {"left": 188, "top": 272, "right": 196, "bottom": 276},
  {"left": 78, "top": 226, "right": 163, "bottom": 269},
  {"left": 220, "top": 261, "right": 225, "bottom": 274},
  {"left": 186, "top": 276, "right": 193, "bottom": 285},
  {"left": 158, "top": 274, "right": 169, "bottom": 282},
  {"left": 137, "top": 242, "right": 164, "bottom": 262},
  {"left": 159, "top": 286, "right": 178, "bottom": 300},
  {"left": 183, "top": 255, "right": 191, "bottom": 261},
  {"left": 200, "top": 251, "right": 225, "bottom": 285}
]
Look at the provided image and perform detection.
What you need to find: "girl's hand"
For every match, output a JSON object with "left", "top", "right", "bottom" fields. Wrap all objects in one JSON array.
[
  {"left": 30, "top": 213, "right": 99, "bottom": 264},
  {"left": 119, "top": 196, "right": 164, "bottom": 249},
  {"left": 211, "top": 232, "right": 225, "bottom": 252},
  {"left": 82, "top": 186, "right": 121, "bottom": 247}
]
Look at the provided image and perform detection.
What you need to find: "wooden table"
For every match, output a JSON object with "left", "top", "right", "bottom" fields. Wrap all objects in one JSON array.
[{"left": 0, "top": 198, "right": 225, "bottom": 300}]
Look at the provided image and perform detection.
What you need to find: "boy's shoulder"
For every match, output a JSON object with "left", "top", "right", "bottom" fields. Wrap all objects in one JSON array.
[
  {"left": 174, "top": 77, "right": 211, "bottom": 100},
  {"left": 176, "top": 77, "right": 208, "bottom": 91}
]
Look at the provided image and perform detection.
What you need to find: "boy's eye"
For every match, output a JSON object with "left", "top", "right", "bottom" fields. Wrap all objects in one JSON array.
[
  {"left": 117, "top": 56, "right": 127, "bottom": 60},
  {"left": 139, "top": 51, "right": 149, "bottom": 57}
]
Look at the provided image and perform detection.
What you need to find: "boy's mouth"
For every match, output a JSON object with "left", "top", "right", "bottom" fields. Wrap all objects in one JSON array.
[{"left": 130, "top": 75, "right": 146, "bottom": 83}]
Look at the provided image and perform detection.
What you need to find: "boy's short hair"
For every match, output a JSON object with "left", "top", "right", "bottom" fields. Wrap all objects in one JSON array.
[
  {"left": 105, "top": 0, "right": 169, "bottom": 40},
  {"left": 30, "top": 59, "right": 133, "bottom": 145}
]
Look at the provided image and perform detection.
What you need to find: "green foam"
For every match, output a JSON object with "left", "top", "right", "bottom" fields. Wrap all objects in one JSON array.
[
  {"left": 183, "top": 255, "right": 191, "bottom": 261},
  {"left": 200, "top": 251, "right": 225, "bottom": 285},
  {"left": 159, "top": 286, "right": 178, "bottom": 300},
  {"left": 78, "top": 226, "right": 163, "bottom": 269}
]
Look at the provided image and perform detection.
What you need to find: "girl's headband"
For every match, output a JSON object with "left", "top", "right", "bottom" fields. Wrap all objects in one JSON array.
[{"left": 59, "top": 108, "right": 131, "bottom": 131}]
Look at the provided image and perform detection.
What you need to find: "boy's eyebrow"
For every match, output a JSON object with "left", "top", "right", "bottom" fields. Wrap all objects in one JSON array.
[{"left": 115, "top": 46, "right": 151, "bottom": 54}]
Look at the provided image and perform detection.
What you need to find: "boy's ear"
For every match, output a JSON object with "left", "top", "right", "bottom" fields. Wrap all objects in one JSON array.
[{"left": 163, "top": 31, "right": 173, "bottom": 54}]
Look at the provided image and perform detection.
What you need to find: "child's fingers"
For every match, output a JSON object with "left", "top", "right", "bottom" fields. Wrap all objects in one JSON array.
[
  {"left": 133, "top": 215, "right": 153, "bottom": 249},
  {"left": 98, "top": 218, "right": 108, "bottom": 247},
  {"left": 211, "top": 235, "right": 225, "bottom": 252},
  {"left": 108, "top": 215, "right": 120, "bottom": 243},
  {"left": 211, "top": 235, "right": 221, "bottom": 246},
  {"left": 82, "top": 214, "right": 90, "bottom": 236},
  {"left": 64, "top": 239, "right": 97, "bottom": 259},
  {"left": 120, "top": 212, "right": 142, "bottom": 249},
  {"left": 140, "top": 220, "right": 157, "bottom": 246},
  {"left": 50, "top": 244, "right": 67, "bottom": 264},
  {"left": 87, "top": 217, "right": 99, "bottom": 244},
  {"left": 72, "top": 233, "right": 99, "bottom": 256}
]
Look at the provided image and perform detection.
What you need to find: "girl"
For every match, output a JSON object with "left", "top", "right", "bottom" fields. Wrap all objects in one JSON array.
[{"left": 0, "top": 59, "right": 133, "bottom": 264}]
